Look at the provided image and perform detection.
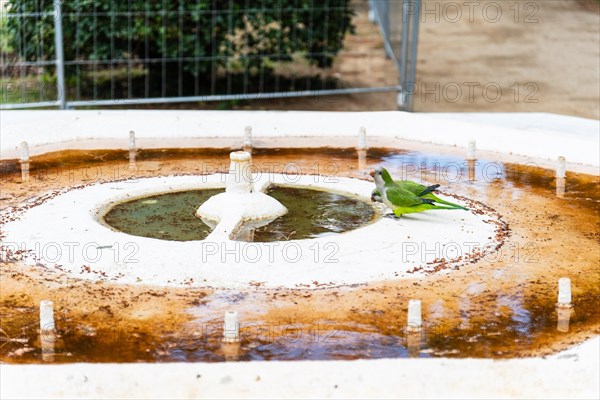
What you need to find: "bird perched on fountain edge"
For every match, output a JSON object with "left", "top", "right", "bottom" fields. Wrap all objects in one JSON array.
[{"left": 370, "top": 167, "right": 467, "bottom": 216}]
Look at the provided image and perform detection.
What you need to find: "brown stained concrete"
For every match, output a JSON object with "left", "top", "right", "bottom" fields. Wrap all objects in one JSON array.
[{"left": 0, "top": 148, "right": 598, "bottom": 362}]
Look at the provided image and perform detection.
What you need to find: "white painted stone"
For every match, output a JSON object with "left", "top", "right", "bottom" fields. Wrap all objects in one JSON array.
[
  {"left": 558, "top": 277, "right": 572, "bottom": 307},
  {"left": 556, "top": 156, "right": 567, "bottom": 178},
  {"left": 226, "top": 151, "right": 254, "bottom": 194},
  {"left": 407, "top": 300, "right": 422, "bottom": 331},
  {"left": 40, "top": 300, "right": 55, "bottom": 331},
  {"left": 1, "top": 111, "right": 598, "bottom": 173},
  {"left": 128, "top": 130, "right": 136, "bottom": 151},
  {"left": 0, "top": 110, "right": 598, "bottom": 399},
  {"left": 223, "top": 311, "right": 239, "bottom": 343},
  {"left": 244, "top": 126, "right": 252, "bottom": 147},
  {"left": 19, "top": 142, "right": 31, "bottom": 182},
  {"left": 2, "top": 174, "right": 487, "bottom": 289},
  {"left": 197, "top": 152, "right": 287, "bottom": 240},
  {"left": 19, "top": 141, "right": 29, "bottom": 162},
  {"left": 358, "top": 127, "right": 367, "bottom": 149},
  {"left": 467, "top": 139, "right": 476, "bottom": 160}
]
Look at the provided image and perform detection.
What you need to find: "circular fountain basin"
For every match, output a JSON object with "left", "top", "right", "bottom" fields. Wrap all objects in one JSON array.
[
  {"left": 102, "top": 187, "right": 378, "bottom": 242},
  {"left": 1, "top": 172, "right": 503, "bottom": 289}
]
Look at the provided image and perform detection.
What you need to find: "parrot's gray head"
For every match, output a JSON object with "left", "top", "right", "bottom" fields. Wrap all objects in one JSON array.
[{"left": 370, "top": 167, "right": 386, "bottom": 189}]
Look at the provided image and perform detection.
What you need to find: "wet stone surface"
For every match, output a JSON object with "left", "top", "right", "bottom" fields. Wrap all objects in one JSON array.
[{"left": 0, "top": 147, "right": 598, "bottom": 363}]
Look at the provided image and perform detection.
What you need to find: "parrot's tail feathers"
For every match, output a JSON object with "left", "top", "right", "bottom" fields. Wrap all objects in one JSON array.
[
  {"left": 432, "top": 205, "right": 464, "bottom": 210},
  {"left": 436, "top": 199, "right": 469, "bottom": 210},
  {"left": 421, "top": 198, "right": 436, "bottom": 205},
  {"left": 418, "top": 184, "right": 441, "bottom": 196}
]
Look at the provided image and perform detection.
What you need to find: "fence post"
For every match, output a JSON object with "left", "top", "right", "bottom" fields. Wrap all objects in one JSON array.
[
  {"left": 398, "top": 0, "right": 410, "bottom": 110},
  {"left": 368, "top": 0, "right": 376, "bottom": 23},
  {"left": 382, "top": 1, "right": 391, "bottom": 59},
  {"left": 397, "top": 0, "right": 421, "bottom": 112},
  {"left": 406, "top": 0, "right": 421, "bottom": 112},
  {"left": 53, "top": 0, "right": 66, "bottom": 109}
]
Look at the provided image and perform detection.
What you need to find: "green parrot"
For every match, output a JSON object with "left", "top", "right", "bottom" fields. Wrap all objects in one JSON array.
[
  {"left": 370, "top": 167, "right": 466, "bottom": 216},
  {"left": 370, "top": 169, "right": 468, "bottom": 210}
]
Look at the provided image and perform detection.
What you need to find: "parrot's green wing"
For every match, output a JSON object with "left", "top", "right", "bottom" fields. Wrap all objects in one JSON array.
[
  {"left": 373, "top": 183, "right": 468, "bottom": 210},
  {"left": 396, "top": 181, "right": 439, "bottom": 197},
  {"left": 396, "top": 180, "right": 468, "bottom": 210},
  {"left": 417, "top": 184, "right": 441, "bottom": 197},
  {"left": 385, "top": 186, "right": 429, "bottom": 207}
]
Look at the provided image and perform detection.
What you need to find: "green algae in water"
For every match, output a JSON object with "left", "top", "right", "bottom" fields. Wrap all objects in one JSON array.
[
  {"left": 251, "top": 186, "right": 377, "bottom": 242},
  {"left": 103, "top": 189, "right": 223, "bottom": 241},
  {"left": 102, "top": 187, "right": 378, "bottom": 242}
]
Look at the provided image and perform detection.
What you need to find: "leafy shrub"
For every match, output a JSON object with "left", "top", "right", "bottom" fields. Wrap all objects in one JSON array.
[{"left": 6, "top": 0, "right": 354, "bottom": 88}]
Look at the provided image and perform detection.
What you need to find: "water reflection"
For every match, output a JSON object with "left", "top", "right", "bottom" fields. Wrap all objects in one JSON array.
[
  {"left": 376, "top": 150, "right": 588, "bottom": 206},
  {"left": 497, "top": 293, "right": 532, "bottom": 341},
  {"left": 467, "top": 159, "right": 476, "bottom": 182},
  {"left": 1, "top": 283, "right": 598, "bottom": 363},
  {"left": 407, "top": 331, "right": 422, "bottom": 357},
  {"left": 556, "top": 177, "right": 566, "bottom": 198},
  {"left": 40, "top": 332, "right": 55, "bottom": 362},
  {"left": 128, "top": 149, "right": 137, "bottom": 166},
  {"left": 556, "top": 308, "right": 572, "bottom": 333},
  {"left": 220, "top": 342, "right": 242, "bottom": 361},
  {"left": 357, "top": 148, "right": 368, "bottom": 171}
]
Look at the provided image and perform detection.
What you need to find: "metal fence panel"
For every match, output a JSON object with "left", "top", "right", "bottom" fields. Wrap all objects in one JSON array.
[
  {"left": 370, "top": 0, "right": 420, "bottom": 111},
  {"left": 1, "top": 0, "right": 420, "bottom": 110}
]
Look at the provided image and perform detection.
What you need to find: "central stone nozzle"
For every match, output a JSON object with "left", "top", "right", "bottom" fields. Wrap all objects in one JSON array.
[
  {"left": 227, "top": 151, "right": 254, "bottom": 194},
  {"left": 196, "top": 151, "right": 288, "bottom": 240}
]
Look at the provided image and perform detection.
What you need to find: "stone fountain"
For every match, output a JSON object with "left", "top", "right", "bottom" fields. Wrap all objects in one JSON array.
[{"left": 196, "top": 151, "right": 288, "bottom": 241}]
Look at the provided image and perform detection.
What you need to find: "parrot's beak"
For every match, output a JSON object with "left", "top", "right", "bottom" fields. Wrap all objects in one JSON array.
[{"left": 369, "top": 170, "right": 375, "bottom": 178}]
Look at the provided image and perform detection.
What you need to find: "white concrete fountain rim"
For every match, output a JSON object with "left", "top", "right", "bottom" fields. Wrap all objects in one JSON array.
[
  {"left": 195, "top": 150, "right": 289, "bottom": 240},
  {"left": 1, "top": 173, "right": 503, "bottom": 289}
]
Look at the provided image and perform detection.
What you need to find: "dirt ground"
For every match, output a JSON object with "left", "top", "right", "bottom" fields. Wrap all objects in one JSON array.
[{"left": 204, "top": 0, "right": 600, "bottom": 119}]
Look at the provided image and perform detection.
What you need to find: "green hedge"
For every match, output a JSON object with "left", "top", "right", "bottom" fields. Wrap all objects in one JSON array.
[{"left": 6, "top": 0, "right": 354, "bottom": 83}]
